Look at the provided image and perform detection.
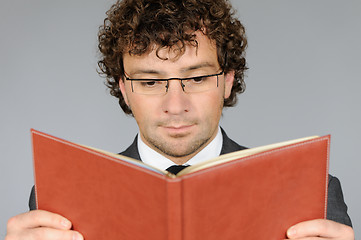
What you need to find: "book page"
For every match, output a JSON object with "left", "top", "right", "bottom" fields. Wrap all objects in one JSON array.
[
  {"left": 80, "top": 144, "right": 167, "bottom": 175},
  {"left": 177, "top": 135, "right": 319, "bottom": 176}
]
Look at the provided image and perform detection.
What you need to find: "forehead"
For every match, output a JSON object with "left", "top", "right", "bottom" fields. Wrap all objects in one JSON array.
[{"left": 123, "top": 32, "right": 219, "bottom": 74}]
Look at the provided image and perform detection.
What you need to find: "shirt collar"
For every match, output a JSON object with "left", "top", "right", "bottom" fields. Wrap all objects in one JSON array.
[{"left": 138, "top": 126, "right": 223, "bottom": 170}]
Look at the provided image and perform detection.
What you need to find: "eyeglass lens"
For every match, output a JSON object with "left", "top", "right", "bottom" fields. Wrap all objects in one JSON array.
[{"left": 129, "top": 72, "right": 222, "bottom": 95}]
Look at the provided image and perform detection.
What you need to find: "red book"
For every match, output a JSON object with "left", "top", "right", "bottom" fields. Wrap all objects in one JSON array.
[{"left": 32, "top": 129, "right": 329, "bottom": 240}]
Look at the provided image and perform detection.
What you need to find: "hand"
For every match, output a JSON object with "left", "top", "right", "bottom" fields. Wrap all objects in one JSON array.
[
  {"left": 5, "top": 210, "right": 83, "bottom": 240},
  {"left": 286, "top": 219, "right": 354, "bottom": 239}
]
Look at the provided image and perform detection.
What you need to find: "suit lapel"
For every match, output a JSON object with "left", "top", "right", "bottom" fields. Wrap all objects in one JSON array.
[
  {"left": 120, "top": 135, "right": 141, "bottom": 161},
  {"left": 220, "top": 127, "right": 247, "bottom": 154}
]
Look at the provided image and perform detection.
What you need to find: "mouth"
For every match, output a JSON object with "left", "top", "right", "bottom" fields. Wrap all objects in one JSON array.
[{"left": 161, "top": 124, "right": 195, "bottom": 136}]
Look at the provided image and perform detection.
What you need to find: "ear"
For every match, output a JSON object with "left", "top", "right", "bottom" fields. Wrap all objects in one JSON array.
[
  {"left": 224, "top": 70, "right": 235, "bottom": 99},
  {"left": 118, "top": 78, "right": 129, "bottom": 106}
]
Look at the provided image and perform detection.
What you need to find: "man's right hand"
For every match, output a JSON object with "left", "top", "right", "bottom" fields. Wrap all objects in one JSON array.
[{"left": 5, "top": 210, "right": 83, "bottom": 240}]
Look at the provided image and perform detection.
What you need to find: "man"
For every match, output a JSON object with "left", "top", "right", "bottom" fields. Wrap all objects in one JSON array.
[{"left": 6, "top": 0, "right": 354, "bottom": 239}]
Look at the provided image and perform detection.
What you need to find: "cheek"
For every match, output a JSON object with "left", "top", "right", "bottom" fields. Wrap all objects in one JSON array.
[
  {"left": 193, "top": 91, "right": 224, "bottom": 117},
  {"left": 129, "top": 96, "right": 160, "bottom": 124}
]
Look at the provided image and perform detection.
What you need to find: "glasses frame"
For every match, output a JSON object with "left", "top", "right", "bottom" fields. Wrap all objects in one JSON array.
[{"left": 124, "top": 70, "right": 224, "bottom": 94}]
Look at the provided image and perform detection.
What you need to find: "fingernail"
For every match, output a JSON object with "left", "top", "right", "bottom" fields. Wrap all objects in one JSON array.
[
  {"left": 287, "top": 226, "right": 296, "bottom": 237},
  {"left": 73, "top": 231, "right": 83, "bottom": 240},
  {"left": 61, "top": 218, "right": 71, "bottom": 228}
]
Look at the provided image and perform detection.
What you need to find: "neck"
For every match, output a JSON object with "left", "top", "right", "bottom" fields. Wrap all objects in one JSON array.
[
  {"left": 147, "top": 140, "right": 209, "bottom": 165},
  {"left": 160, "top": 149, "right": 201, "bottom": 165}
]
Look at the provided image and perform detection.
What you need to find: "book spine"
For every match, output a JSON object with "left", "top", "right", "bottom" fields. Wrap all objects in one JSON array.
[{"left": 166, "top": 178, "right": 183, "bottom": 240}]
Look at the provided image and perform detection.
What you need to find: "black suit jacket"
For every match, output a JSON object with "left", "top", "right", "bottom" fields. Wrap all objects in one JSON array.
[{"left": 29, "top": 129, "right": 352, "bottom": 227}]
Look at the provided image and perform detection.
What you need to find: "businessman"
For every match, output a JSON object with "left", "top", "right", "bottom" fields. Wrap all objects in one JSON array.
[{"left": 6, "top": 0, "right": 354, "bottom": 239}]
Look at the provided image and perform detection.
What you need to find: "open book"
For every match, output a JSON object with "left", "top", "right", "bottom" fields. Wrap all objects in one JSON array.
[{"left": 31, "top": 129, "right": 329, "bottom": 240}]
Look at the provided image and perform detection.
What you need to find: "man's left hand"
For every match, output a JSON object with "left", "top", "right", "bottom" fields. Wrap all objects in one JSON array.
[{"left": 286, "top": 219, "right": 354, "bottom": 239}]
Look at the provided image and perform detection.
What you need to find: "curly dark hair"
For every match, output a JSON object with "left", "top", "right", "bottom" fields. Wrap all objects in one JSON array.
[{"left": 98, "top": 0, "right": 247, "bottom": 115}]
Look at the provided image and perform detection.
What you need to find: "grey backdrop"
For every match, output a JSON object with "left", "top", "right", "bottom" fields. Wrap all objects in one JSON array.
[{"left": 1, "top": 0, "right": 360, "bottom": 238}]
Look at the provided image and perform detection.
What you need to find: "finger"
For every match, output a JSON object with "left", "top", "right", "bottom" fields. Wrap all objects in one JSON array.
[
  {"left": 7, "top": 210, "right": 72, "bottom": 231},
  {"left": 286, "top": 219, "right": 354, "bottom": 239},
  {"left": 10, "top": 227, "right": 83, "bottom": 240}
]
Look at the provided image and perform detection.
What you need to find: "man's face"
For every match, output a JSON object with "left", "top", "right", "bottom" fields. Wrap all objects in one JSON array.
[{"left": 119, "top": 32, "right": 234, "bottom": 164}]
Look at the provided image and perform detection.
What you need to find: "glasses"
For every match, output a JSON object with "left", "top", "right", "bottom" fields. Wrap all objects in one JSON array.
[{"left": 124, "top": 70, "right": 224, "bottom": 95}]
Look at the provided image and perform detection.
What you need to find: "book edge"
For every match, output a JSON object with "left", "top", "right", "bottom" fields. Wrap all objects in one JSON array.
[
  {"left": 179, "top": 135, "right": 329, "bottom": 180},
  {"left": 30, "top": 129, "right": 39, "bottom": 210},
  {"left": 177, "top": 135, "right": 320, "bottom": 176},
  {"left": 30, "top": 129, "right": 168, "bottom": 178},
  {"left": 324, "top": 136, "right": 330, "bottom": 219}
]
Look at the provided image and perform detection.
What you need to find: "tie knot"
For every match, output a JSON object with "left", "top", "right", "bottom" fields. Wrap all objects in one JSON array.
[{"left": 166, "top": 165, "right": 189, "bottom": 175}]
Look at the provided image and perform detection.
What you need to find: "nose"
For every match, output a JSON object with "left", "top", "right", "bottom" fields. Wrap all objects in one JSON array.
[{"left": 162, "top": 80, "right": 189, "bottom": 114}]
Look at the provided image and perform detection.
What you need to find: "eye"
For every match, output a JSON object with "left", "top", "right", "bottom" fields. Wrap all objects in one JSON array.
[
  {"left": 192, "top": 76, "right": 206, "bottom": 83},
  {"left": 140, "top": 81, "right": 160, "bottom": 87}
]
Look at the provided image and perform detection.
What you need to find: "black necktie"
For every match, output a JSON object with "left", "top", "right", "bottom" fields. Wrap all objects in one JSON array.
[{"left": 166, "top": 165, "right": 189, "bottom": 175}]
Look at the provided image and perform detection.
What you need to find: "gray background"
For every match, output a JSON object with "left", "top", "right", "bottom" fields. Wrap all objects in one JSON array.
[{"left": 1, "top": 0, "right": 360, "bottom": 238}]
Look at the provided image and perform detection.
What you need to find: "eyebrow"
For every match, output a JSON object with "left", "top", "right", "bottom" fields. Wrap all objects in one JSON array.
[
  {"left": 180, "top": 62, "right": 218, "bottom": 72},
  {"left": 127, "top": 69, "right": 162, "bottom": 76},
  {"left": 127, "top": 62, "right": 218, "bottom": 76}
]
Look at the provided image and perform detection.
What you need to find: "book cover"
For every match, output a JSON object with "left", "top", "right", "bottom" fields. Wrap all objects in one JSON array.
[{"left": 32, "top": 129, "right": 329, "bottom": 239}]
